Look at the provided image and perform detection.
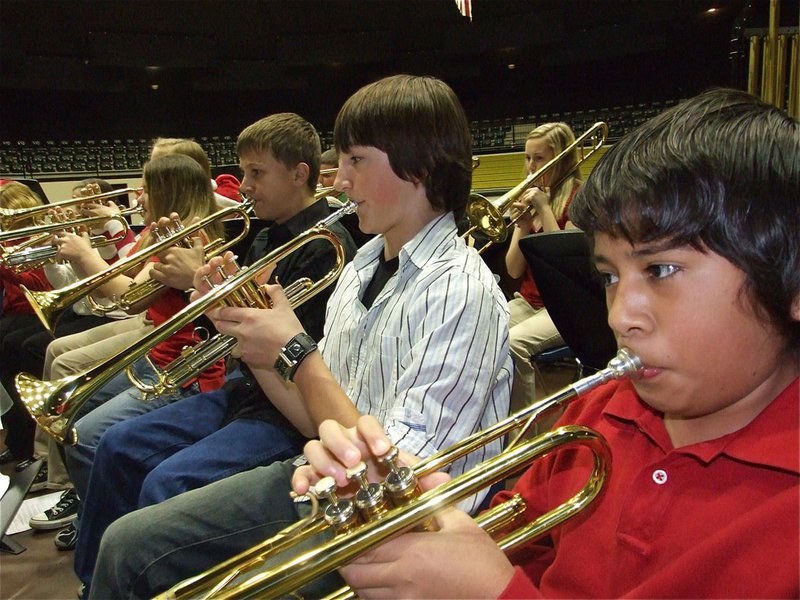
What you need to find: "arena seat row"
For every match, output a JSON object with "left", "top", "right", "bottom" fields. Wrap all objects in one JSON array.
[{"left": 0, "top": 100, "right": 679, "bottom": 178}]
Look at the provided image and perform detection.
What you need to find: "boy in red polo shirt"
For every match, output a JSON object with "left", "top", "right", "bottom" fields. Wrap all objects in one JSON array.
[{"left": 295, "top": 87, "right": 799, "bottom": 598}]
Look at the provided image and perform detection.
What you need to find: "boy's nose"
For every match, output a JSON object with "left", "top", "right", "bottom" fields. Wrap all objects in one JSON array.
[{"left": 606, "top": 280, "right": 649, "bottom": 340}]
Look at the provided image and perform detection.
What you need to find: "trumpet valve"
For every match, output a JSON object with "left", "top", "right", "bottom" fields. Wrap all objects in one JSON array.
[
  {"left": 378, "top": 446, "right": 419, "bottom": 506},
  {"left": 347, "top": 462, "right": 390, "bottom": 521},
  {"left": 314, "top": 476, "right": 360, "bottom": 534},
  {"left": 378, "top": 446, "right": 438, "bottom": 532}
]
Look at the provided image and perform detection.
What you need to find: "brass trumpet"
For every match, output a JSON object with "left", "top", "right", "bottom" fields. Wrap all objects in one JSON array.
[
  {"left": 97, "top": 223, "right": 229, "bottom": 315},
  {"left": 464, "top": 122, "right": 608, "bottom": 254},
  {"left": 160, "top": 348, "right": 642, "bottom": 600},
  {"left": 130, "top": 204, "right": 355, "bottom": 401},
  {"left": 128, "top": 271, "right": 325, "bottom": 399},
  {"left": 15, "top": 201, "right": 355, "bottom": 445},
  {"left": 20, "top": 201, "right": 254, "bottom": 336},
  {"left": 0, "top": 187, "right": 142, "bottom": 230},
  {"left": 0, "top": 214, "right": 133, "bottom": 272}
]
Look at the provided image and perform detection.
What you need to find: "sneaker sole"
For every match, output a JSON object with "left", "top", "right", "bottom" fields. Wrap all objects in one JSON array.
[{"left": 29, "top": 512, "right": 78, "bottom": 530}]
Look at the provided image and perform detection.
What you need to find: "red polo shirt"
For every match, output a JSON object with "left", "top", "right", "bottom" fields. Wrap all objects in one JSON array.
[{"left": 494, "top": 377, "right": 799, "bottom": 598}]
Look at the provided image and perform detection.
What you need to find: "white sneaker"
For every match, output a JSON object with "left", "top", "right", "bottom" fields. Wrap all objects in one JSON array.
[{"left": 29, "top": 489, "right": 79, "bottom": 530}]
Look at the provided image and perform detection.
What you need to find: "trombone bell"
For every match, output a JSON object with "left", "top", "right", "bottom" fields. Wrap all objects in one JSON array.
[{"left": 14, "top": 372, "right": 84, "bottom": 444}]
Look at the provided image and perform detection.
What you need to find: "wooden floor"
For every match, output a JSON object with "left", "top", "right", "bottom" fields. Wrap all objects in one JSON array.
[
  {"left": 0, "top": 460, "right": 80, "bottom": 600},
  {"left": 0, "top": 364, "right": 579, "bottom": 600}
]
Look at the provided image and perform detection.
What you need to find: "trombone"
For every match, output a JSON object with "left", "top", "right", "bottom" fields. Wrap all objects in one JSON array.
[
  {"left": 159, "top": 348, "right": 641, "bottom": 600},
  {"left": 0, "top": 187, "right": 142, "bottom": 230},
  {"left": 20, "top": 201, "right": 254, "bottom": 336},
  {"left": 0, "top": 214, "right": 133, "bottom": 272},
  {"left": 15, "top": 201, "right": 355, "bottom": 445},
  {"left": 464, "top": 122, "right": 608, "bottom": 254}
]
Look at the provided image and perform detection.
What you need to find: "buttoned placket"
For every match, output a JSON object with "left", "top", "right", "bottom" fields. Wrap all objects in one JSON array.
[{"left": 615, "top": 453, "right": 685, "bottom": 556}]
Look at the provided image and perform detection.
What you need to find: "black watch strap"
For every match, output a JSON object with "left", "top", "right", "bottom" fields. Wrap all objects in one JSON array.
[{"left": 274, "top": 332, "right": 318, "bottom": 382}]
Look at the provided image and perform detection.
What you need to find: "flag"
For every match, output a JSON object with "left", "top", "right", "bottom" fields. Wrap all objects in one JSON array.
[{"left": 455, "top": 0, "right": 472, "bottom": 20}]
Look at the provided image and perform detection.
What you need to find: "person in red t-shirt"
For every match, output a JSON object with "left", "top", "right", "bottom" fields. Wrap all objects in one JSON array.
[
  {"left": 504, "top": 122, "right": 583, "bottom": 417},
  {"left": 292, "top": 88, "right": 800, "bottom": 599},
  {"left": 0, "top": 180, "right": 52, "bottom": 322},
  {"left": 0, "top": 180, "right": 52, "bottom": 462}
]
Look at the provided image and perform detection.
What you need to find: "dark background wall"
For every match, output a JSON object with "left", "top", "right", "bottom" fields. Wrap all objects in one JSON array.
[{"left": 0, "top": 0, "right": 794, "bottom": 141}]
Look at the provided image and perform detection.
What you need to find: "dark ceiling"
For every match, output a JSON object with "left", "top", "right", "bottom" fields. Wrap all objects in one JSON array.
[{"left": 0, "top": 0, "right": 785, "bottom": 141}]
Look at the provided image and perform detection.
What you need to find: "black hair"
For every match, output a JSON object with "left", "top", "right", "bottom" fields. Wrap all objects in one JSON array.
[
  {"left": 570, "top": 88, "right": 800, "bottom": 349},
  {"left": 334, "top": 74, "right": 472, "bottom": 214}
]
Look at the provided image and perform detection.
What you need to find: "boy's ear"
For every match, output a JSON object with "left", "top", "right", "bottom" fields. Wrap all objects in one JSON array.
[{"left": 293, "top": 162, "right": 310, "bottom": 187}]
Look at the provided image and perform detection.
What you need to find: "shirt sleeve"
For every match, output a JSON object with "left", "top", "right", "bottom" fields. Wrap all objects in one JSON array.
[{"left": 95, "top": 218, "right": 137, "bottom": 262}]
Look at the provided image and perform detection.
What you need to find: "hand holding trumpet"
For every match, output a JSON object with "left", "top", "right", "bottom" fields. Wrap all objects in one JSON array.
[
  {"left": 190, "top": 251, "right": 295, "bottom": 372},
  {"left": 54, "top": 229, "right": 94, "bottom": 266},
  {"left": 292, "top": 415, "right": 515, "bottom": 600},
  {"left": 150, "top": 214, "right": 206, "bottom": 291}
]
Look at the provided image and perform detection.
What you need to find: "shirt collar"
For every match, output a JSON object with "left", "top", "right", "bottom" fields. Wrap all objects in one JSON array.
[
  {"left": 353, "top": 212, "right": 457, "bottom": 271},
  {"left": 604, "top": 378, "right": 799, "bottom": 474},
  {"left": 269, "top": 198, "right": 331, "bottom": 246}
]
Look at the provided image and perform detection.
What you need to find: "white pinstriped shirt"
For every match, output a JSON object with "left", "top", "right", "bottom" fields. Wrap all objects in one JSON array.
[{"left": 319, "top": 212, "right": 512, "bottom": 512}]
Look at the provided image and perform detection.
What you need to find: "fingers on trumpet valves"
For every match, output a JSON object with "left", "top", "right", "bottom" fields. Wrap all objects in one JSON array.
[{"left": 307, "top": 446, "right": 427, "bottom": 534}]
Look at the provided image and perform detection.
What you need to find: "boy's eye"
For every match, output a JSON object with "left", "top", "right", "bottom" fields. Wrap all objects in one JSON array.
[
  {"left": 597, "top": 271, "right": 619, "bottom": 287},
  {"left": 647, "top": 264, "right": 680, "bottom": 279}
]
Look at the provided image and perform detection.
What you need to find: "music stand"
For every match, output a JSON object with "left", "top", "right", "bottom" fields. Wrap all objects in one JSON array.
[
  {"left": 0, "top": 458, "right": 42, "bottom": 554},
  {"left": 518, "top": 230, "right": 617, "bottom": 371}
]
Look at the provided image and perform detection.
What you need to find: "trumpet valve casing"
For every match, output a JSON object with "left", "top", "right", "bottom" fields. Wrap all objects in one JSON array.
[
  {"left": 347, "top": 462, "right": 391, "bottom": 521},
  {"left": 315, "top": 477, "right": 361, "bottom": 534}
]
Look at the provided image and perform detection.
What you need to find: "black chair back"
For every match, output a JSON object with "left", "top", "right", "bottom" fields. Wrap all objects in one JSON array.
[{"left": 519, "top": 230, "right": 617, "bottom": 371}]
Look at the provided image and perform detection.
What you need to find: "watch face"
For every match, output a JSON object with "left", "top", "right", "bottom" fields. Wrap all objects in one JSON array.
[{"left": 275, "top": 333, "right": 316, "bottom": 382}]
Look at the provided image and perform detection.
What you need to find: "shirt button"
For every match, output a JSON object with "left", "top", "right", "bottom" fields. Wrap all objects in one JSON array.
[{"left": 652, "top": 469, "right": 668, "bottom": 485}]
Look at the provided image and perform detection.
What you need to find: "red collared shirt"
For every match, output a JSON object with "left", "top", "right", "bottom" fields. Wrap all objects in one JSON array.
[{"left": 494, "top": 377, "right": 799, "bottom": 598}]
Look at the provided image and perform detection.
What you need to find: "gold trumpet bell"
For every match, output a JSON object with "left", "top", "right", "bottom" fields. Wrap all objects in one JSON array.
[
  {"left": 20, "top": 286, "right": 64, "bottom": 337},
  {"left": 15, "top": 372, "right": 83, "bottom": 445}
]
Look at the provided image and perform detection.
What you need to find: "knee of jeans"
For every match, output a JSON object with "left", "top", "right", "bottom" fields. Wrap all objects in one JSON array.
[
  {"left": 139, "top": 469, "right": 180, "bottom": 507},
  {"left": 95, "top": 424, "right": 138, "bottom": 465},
  {"left": 95, "top": 512, "right": 140, "bottom": 584},
  {"left": 49, "top": 354, "right": 66, "bottom": 378}
]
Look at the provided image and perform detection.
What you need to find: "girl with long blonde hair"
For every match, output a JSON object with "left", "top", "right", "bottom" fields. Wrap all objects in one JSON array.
[{"left": 504, "top": 122, "right": 582, "bottom": 416}]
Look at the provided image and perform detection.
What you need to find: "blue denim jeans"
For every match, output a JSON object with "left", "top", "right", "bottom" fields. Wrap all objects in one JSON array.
[
  {"left": 74, "top": 381, "right": 302, "bottom": 592},
  {"left": 65, "top": 357, "right": 188, "bottom": 500},
  {"left": 89, "top": 458, "right": 340, "bottom": 600}
]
